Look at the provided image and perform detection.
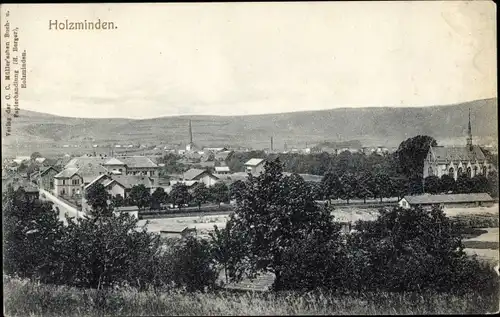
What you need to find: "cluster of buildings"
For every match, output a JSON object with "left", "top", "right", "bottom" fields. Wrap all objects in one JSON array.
[
  {"left": 423, "top": 109, "right": 495, "bottom": 180},
  {"left": 36, "top": 154, "right": 160, "bottom": 212}
]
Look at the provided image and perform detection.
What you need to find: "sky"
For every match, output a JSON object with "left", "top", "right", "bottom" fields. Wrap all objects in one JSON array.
[{"left": 1, "top": 1, "right": 497, "bottom": 119}]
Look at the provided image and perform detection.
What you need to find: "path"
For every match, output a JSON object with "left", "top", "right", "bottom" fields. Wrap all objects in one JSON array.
[
  {"left": 463, "top": 227, "right": 499, "bottom": 266},
  {"left": 39, "top": 189, "right": 85, "bottom": 223}
]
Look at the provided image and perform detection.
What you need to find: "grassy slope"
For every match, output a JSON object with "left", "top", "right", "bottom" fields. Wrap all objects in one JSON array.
[
  {"left": 3, "top": 277, "right": 499, "bottom": 316},
  {"left": 2, "top": 98, "right": 497, "bottom": 156}
]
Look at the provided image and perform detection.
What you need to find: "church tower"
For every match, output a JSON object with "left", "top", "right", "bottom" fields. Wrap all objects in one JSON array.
[
  {"left": 186, "top": 119, "right": 194, "bottom": 151},
  {"left": 466, "top": 108, "right": 473, "bottom": 150},
  {"left": 189, "top": 119, "right": 193, "bottom": 144}
]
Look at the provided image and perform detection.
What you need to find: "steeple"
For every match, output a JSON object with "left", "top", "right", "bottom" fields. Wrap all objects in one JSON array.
[
  {"left": 466, "top": 108, "right": 473, "bottom": 150},
  {"left": 189, "top": 119, "right": 193, "bottom": 144}
]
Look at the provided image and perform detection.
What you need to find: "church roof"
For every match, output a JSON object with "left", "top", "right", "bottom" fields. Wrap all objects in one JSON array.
[{"left": 430, "top": 145, "right": 486, "bottom": 163}]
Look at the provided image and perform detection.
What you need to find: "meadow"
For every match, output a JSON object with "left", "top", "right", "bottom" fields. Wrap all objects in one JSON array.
[{"left": 4, "top": 277, "right": 499, "bottom": 316}]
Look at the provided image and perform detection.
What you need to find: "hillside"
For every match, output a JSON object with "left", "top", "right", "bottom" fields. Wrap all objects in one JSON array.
[{"left": 1, "top": 98, "right": 497, "bottom": 156}]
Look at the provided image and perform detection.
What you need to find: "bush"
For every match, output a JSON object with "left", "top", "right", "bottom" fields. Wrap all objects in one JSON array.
[
  {"left": 167, "top": 237, "right": 218, "bottom": 292},
  {"left": 346, "top": 206, "right": 499, "bottom": 296}
]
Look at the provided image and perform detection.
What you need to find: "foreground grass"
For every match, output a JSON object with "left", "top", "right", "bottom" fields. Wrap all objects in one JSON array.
[{"left": 4, "top": 277, "right": 499, "bottom": 316}]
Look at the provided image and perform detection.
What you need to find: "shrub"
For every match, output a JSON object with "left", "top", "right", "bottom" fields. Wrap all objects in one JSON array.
[
  {"left": 167, "top": 236, "right": 218, "bottom": 292},
  {"left": 347, "top": 206, "right": 499, "bottom": 296}
]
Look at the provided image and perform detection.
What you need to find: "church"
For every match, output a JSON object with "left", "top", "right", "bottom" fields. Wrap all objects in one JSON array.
[{"left": 423, "top": 109, "right": 493, "bottom": 180}]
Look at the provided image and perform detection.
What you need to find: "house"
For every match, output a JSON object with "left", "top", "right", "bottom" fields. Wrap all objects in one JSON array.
[
  {"left": 398, "top": 193, "right": 495, "bottom": 210},
  {"left": 34, "top": 157, "right": 46, "bottom": 164},
  {"left": 215, "top": 166, "right": 231, "bottom": 175},
  {"left": 181, "top": 168, "right": 219, "bottom": 187},
  {"left": 13, "top": 156, "right": 31, "bottom": 165},
  {"left": 82, "top": 174, "right": 156, "bottom": 213},
  {"left": 215, "top": 150, "right": 232, "bottom": 162},
  {"left": 65, "top": 156, "right": 109, "bottom": 169},
  {"left": 11, "top": 179, "right": 39, "bottom": 200},
  {"left": 160, "top": 226, "right": 197, "bottom": 239},
  {"left": 244, "top": 158, "right": 266, "bottom": 176},
  {"left": 70, "top": 155, "right": 159, "bottom": 177},
  {"left": 423, "top": 109, "right": 493, "bottom": 180},
  {"left": 39, "top": 166, "right": 60, "bottom": 192},
  {"left": 54, "top": 163, "right": 108, "bottom": 197}
]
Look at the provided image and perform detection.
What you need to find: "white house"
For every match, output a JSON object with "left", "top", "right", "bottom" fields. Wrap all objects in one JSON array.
[
  {"left": 215, "top": 166, "right": 231, "bottom": 175},
  {"left": 180, "top": 168, "right": 219, "bottom": 187},
  {"left": 244, "top": 158, "right": 266, "bottom": 176}
]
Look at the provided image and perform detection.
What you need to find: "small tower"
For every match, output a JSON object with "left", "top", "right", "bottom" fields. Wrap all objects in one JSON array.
[
  {"left": 270, "top": 136, "right": 274, "bottom": 152},
  {"left": 466, "top": 108, "right": 473, "bottom": 150}
]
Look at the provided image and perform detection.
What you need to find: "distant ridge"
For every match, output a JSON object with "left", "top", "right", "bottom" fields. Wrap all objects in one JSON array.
[{"left": 1, "top": 98, "right": 497, "bottom": 153}]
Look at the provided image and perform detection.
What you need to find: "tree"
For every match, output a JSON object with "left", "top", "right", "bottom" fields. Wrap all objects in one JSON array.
[
  {"left": 396, "top": 135, "right": 437, "bottom": 178},
  {"left": 85, "top": 183, "right": 111, "bottom": 217},
  {"left": 440, "top": 174, "right": 456, "bottom": 193},
  {"left": 487, "top": 171, "right": 498, "bottom": 198},
  {"left": 30, "top": 152, "right": 43, "bottom": 161},
  {"left": 370, "top": 172, "right": 394, "bottom": 202},
  {"left": 347, "top": 206, "right": 498, "bottom": 295},
  {"left": 229, "top": 180, "right": 246, "bottom": 202},
  {"left": 150, "top": 187, "right": 168, "bottom": 210},
  {"left": 391, "top": 177, "right": 408, "bottom": 200},
  {"left": 407, "top": 175, "right": 424, "bottom": 195},
  {"left": 424, "top": 175, "right": 441, "bottom": 194},
  {"left": 192, "top": 182, "right": 209, "bottom": 210},
  {"left": 158, "top": 153, "right": 185, "bottom": 175},
  {"left": 110, "top": 194, "right": 125, "bottom": 209},
  {"left": 321, "top": 172, "right": 342, "bottom": 203},
  {"left": 3, "top": 187, "right": 65, "bottom": 279},
  {"left": 170, "top": 183, "right": 190, "bottom": 210},
  {"left": 169, "top": 236, "right": 218, "bottom": 292},
  {"left": 309, "top": 181, "right": 324, "bottom": 200},
  {"left": 339, "top": 172, "right": 357, "bottom": 204},
  {"left": 210, "top": 182, "right": 229, "bottom": 207},
  {"left": 56, "top": 213, "right": 165, "bottom": 290},
  {"left": 470, "top": 175, "right": 489, "bottom": 193},
  {"left": 455, "top": 174, "right": 473, "bottom": 194},
  {"left": 209, "top": 220, "right": 248, "bottom": 285},
  {"left": 228, "top": 158, "right": 340, "bottom": 291},
  {"left": 128, "top": 184, "right": 151, "bottom": 211},
  {"left": 356, "top": 172, "right": 374, "bottom": 203}
]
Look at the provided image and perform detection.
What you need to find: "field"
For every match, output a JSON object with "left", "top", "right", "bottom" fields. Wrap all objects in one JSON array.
[
  {"left": 463, "top": 227, "right": 499, "bottom": 265},
  {"left": 138, "top": 215, "right": 229, "bottom": 238},
  {"left": 138, "top": 208, "right": 382, "bottom": 237},
  {"left": 4, "top": 277, "right": 499, "bottom": 316}
]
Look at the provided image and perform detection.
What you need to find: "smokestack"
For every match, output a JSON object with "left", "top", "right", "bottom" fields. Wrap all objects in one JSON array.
[{"left": 271, "top": 136, "right": 274, "bottom": 151}]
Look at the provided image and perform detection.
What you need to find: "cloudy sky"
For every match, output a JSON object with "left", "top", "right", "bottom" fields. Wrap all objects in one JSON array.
[{"left": 2, "top": 1, "right": 497, "bottom": 119}]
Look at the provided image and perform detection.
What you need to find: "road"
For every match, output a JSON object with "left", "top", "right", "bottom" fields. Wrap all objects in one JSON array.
[{"left": 39, "top": 189, "right": 85, "bottom": 223}]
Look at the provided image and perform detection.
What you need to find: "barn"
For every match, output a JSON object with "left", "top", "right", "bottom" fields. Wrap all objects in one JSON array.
[{"left": 398, "top": 193, "right": 495, "bottom": 209}]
